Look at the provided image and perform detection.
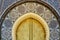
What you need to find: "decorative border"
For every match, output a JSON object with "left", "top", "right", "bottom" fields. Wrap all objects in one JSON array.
[{"left": 0, "top": 0, "right": 60, "bottom": 39}]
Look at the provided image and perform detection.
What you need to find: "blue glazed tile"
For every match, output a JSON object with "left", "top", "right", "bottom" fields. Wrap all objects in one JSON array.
[
  {"left": 3, "top": 19, "right": 13, "bottom": 28},
  {"left": 1, "top": 0, "right": 17, "bottom": 13},
  {"left": 49, "top": 20, "right": 58, "bottom": 28}
]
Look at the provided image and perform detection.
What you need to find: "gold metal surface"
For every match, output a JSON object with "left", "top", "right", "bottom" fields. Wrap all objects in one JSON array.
[{"left": 12, "top": 13, "right": 49, "bottom": 40}]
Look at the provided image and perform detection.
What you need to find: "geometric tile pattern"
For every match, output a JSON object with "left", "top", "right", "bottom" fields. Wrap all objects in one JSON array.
[{"left": 1, "top": 3, "right": 59, "bottom": 40}]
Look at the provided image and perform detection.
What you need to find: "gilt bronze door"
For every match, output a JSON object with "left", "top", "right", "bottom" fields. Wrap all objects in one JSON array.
[{"left": 12, "top": 13, "right": 49, "bottom": 40}]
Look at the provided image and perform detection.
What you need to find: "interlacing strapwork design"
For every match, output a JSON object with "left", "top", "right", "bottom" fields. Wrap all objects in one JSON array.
[{"left": 1, "top": 3, "right": 59, "bottom": 40}]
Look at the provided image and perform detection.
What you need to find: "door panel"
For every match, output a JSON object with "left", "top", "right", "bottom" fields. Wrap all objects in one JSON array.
[
  {"left": 16, "top": 18, "right": 45, "bottom": 40},
  {"left": 12, "top": 13, "right": 49, "bottom": 40}
]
